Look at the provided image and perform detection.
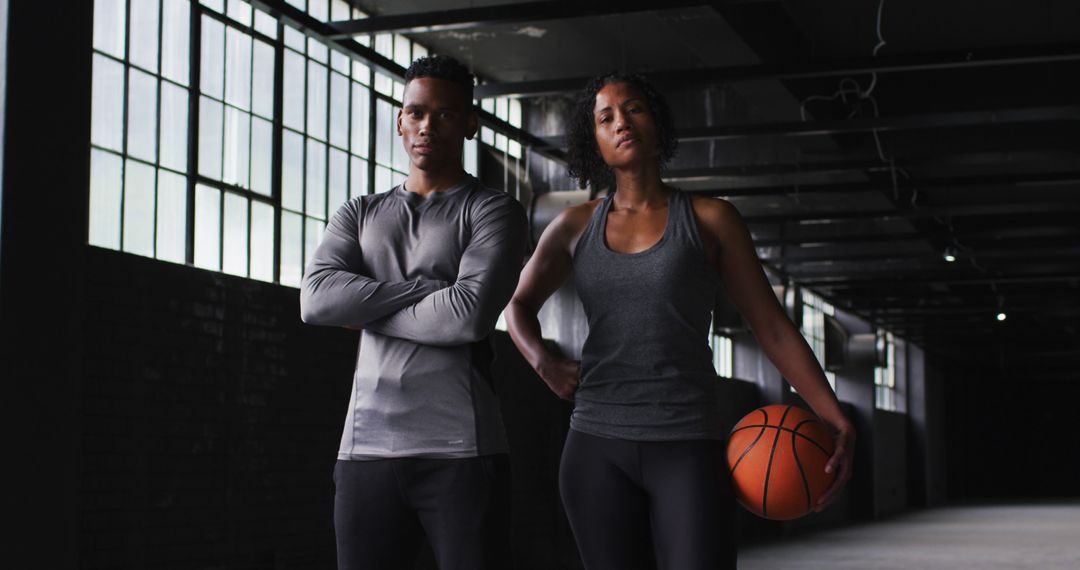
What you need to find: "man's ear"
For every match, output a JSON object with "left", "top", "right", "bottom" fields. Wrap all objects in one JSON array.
[
  {"left": 465, "top": 110, "right": 479, "bottom": 140},
  {"left": 396, "top": 108, "right": 403, "bottom": 136}
]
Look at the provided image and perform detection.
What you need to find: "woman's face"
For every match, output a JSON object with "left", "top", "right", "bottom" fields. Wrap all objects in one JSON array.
[{"left": 592, "top": 82, "right": 660, "bottom": 170}]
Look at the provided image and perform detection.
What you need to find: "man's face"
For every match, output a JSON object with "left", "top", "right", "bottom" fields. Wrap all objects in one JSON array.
[{"left": 397, "top": 77, "right": 478, "bottom": 172}]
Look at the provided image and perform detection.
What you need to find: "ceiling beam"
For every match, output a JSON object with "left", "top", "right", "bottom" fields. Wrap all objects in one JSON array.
[
  {"left": 324, "top": 0, "right": 723, "bottom": 37},
  {"left": 742, "top": 201, "right": 1080, "bottom": 225},
  {"left": 533, "top": 106, "right": 1080, "bottom": 146},
  {"left": 803, "top": 273, "right": 1080, "bottom": 289},
  {"left": 791, "top": 263, "right": 1080, "bottom": 283},
  {"left": 678, "top": 168, "right": 1080, "bottom": 197},
  {"left": 475, "top": 42, "right": 1080, "bottom": 98},
  {"left": 753, "top": 225, "right": 1080, "bottom": 247},
  {"left": 764, "top": 245, "right": 1080, "bottom": 265}
]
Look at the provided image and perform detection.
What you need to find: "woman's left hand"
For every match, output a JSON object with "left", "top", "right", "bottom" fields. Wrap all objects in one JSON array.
[{"left": 814, "top": 420, "right": 855, "bottom": 512}]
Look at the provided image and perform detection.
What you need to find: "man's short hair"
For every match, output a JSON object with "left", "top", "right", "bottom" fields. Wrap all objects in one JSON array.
[{"left": 404, "top": 55, "right": 475, "bottom": 103}]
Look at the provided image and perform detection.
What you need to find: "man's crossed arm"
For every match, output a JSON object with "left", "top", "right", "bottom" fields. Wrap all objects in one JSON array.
[{"left": 300, "top": 195, "right": 527, "bottom": 346}]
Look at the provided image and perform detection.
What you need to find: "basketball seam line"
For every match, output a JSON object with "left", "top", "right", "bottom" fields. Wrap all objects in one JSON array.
[
  {"left": 730, "top": 424, "right": 831, "bottom": 456},
  {"left": 791, "top": 419, "right": 813, "bottom": 516},
  {"left": 761, "top": 406, "right": 793, "bottom": 519},
  {"left": 731, "top": 408, "right": 769, "bottom": 475}
]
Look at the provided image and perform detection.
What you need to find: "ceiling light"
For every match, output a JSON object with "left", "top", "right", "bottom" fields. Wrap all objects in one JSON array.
[
  {"left": 943, "top": 246, "right": 958, "bottom": 263},
  {"left": 996, "top": 312, "right": 1007, "bottom": 322}
]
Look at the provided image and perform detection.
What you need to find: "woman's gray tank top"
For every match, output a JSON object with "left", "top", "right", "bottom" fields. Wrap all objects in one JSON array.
[{"left": 571, "top": 188, "right": 724, "bottom": 441}]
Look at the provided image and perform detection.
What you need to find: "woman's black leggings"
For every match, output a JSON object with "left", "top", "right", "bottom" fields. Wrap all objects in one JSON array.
[{"left": 559, "top": 429, "right": 737, "bottom": 570}]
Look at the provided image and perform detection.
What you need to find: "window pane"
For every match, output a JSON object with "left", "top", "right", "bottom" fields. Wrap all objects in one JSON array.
[
  {"left": 331, "top": 50, "right": 349, "bottom": 75},
  {"left": 127, "top": 68, "right": 159, "bottom": 163},
  {"left": 328, "top": 148, "right": 348, "bottom": 212},
  {"left": 225, "top": 27, "right": 252, "bottom": 110},
  {"left": 194, "top": 184, "right": 222, "bottom": 270},
  {"left": 374, "top": 98, "right": 391, "bottom": 166},
  {"left": 308, "top": 37, "right": 329, "bottom": 63},
  {"left": 223, "top": 192, "right": 249, "bottom": 276},
  {"left": 304, "top": 217, "right": 325, "bottom": 270},
  {"left": 307, "top": 61, "right": 328, "bottom": 140},
  {"left": 123, "top": 160, "right": 156, "bottom": 257},
  {"left": 250, "top": 200, "right": 274, "bottom": 282},
  {"left": 412, "top": 43, "right": 428, "bottom": 60},
  {"left": 250, "top": 117, "right": 273, "bottom": 196},
  {"left": 391, "top": 105, "right": 408, "bottom": 172},
  {"left": 201, "top": 0, "right": 224, "bottom": 11},
  {"left": 198, "top": 97, "right": 224, "bottom": 178},
  {"left": 306, "top": 138, "right": 327, "bottom": 219},
  {"left": 223, "top": 107, "right": 251, "bottom": 188},
  {"left": 509, "top": 99, "right": 522, "bottom": 128},
  {"left": 226, "top": 0, "right": 252, "bottom": 26},
  {"left": 392, "top": 170, "right": 405, "bottom": 187},
  {"left": 281, "top": 129, "right": 304, "bottom": 211},
  {"left": 374, "top": 71, "right": 392, "bottom": 96},
  {"left": 464, "top": 137, "right": 477, "bottom": 176},
  {"left": 283, "top": 26, "right": 305, "bottom": 52},
  {"left": 200, "top": 15, "right": 225, "bottom": 99},
  {"left": 156, "top": 170, "right": 187, "bottom": 263},
  {"left": 481, "top": 126, "right": 494, "bottom": 146},
  {"left": 130, "top": 0, "right": 160, "bottom": 73},
  {"left": 509, "top": 139, "right": 521, "bottom": 159},
  {"left": 393, "top": 81, "right": 404, "bottom": 102},
  {"left": 93, "top": 0, "right": 126, "bottom": 59},
  {"left": 88, "top": 149, "right": 123, "bottom": 249},
  {"left": 280, "top": 210, "right": 302, "bottom": 286},
  {"left": 329, "top": 72, "right": 349, "bottom": 149},
  {"left": 349, "top": 156, "right": 368, "bottom": 199},
  {"left": 308, "top": 0, "right": 328, "bottom": 21},
  {"left": 330, "top": 0, "right": 351, "bottom": 20},
  {"left": 352, "top": 60, "right": 370, "bottom": 85},
  {"left": 254, "top": 9, "right": 278, "bottom": 39},
  {"left": 282, "top": 49, "right": 306, "bottom": 131},
  {"left": 159, "top": 82, "right": 189, "bottom": 172},
  {"left": 393, "top": 34, "right": 411, "bottom": 67},
  {"left": 374, "top": 33, "right": 391, "bottom": 57},
  {"left": 374, "top": 164, "right": 391, "bottom": 194},
  {"left": 252, "top": 39, "right": 275, "bottom": 119},
  {"left": 91, "top": 54, "right": 125, "bottom": 152},
  {"left": 161, "top": 0, "right": 191, "bottom": 85},
  {"left": 350, "top": 83, "right": 370, "bottom": 157},
  {"left": 495, "top": 97, "right": 508, "bottom": 121}
]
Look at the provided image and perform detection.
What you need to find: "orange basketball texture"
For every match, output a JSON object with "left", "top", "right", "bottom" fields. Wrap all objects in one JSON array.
[{"left": 726, "top": 405, "right": 836, "bottom": 520}]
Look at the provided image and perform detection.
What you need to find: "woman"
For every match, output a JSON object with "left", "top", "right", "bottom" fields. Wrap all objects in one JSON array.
[{"left": 505, "top": 73, "right": 855, "bottom": 570}]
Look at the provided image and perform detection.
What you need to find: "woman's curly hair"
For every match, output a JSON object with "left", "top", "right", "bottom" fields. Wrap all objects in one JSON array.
[{"left": 565, "top": 72, "right": 678, "bottom": 191}]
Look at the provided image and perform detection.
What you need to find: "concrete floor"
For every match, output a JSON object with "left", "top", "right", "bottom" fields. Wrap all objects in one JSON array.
[{"left": 739, "top": 502, "right": 1080, "bottom": 569}]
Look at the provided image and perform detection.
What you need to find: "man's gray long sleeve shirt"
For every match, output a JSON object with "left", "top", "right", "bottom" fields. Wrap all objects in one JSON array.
[{"left": 300, "top": 176, "right": 527, "bottom": 459}]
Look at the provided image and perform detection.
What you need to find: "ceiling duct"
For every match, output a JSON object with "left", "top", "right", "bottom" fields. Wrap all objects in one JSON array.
[{"left": 824, "top": 315, "right": 886, "bottom": 371}]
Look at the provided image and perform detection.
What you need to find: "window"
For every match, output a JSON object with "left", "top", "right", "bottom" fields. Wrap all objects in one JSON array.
[
  {"left": 90, "top": 0, "right": 192, "bottom": 262},
  {"left": 711, "top": 331, "right": 733, "bottom": 379},
  {"left": 796, "top": 289, "right": 836, "bottom": 391},
  {"left": 875, "top": 331, "right": 898, "bottom": 411},
  {"left": 477, "top": 95, "right": 524, "bottom": 196},
  {"left": 88, "top": 0, "right": 506, "bottom": 287}
]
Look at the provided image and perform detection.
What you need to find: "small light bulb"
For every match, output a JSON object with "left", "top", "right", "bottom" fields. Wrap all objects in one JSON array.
[
  {"left": 996, "top": 312, "right": 1007, "bottom": 322},
  {"left": 943, "top": 253, "right": 956, "bottom": 262}
]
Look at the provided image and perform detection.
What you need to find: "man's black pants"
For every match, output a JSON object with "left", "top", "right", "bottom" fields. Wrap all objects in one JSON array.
[{"left": 333, "top": 455, "right": 511, "bottom": 570}]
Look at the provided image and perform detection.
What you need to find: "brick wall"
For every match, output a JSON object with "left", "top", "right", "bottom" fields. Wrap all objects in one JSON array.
[{"left": 81, "top": 247, "right": 355, "bottom": 569}]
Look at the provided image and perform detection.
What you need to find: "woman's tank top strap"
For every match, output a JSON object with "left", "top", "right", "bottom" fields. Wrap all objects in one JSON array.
[
  {"left": 572, "top": 193, "right": 614, "bottom": 260},
  {"left": 667, "top": 188, "right": 706, "bottom": 252}
]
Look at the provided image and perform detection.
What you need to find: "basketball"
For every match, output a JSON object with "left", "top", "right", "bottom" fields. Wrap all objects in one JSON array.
[{"left": 726, "top": 404, "right": 836, "bottom": 520}]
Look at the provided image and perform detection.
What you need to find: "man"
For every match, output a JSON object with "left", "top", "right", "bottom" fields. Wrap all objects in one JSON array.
[{"left": 300, "top": 55, "right": 527, "bottom": 570}]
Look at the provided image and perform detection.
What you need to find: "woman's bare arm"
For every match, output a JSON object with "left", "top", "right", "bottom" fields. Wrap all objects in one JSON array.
[
  {"left": 505, "top": 202, "right": 597, "bottom": 400},
  {"left": 694, "top": 196, "right": 855, "bottom": 511}
]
